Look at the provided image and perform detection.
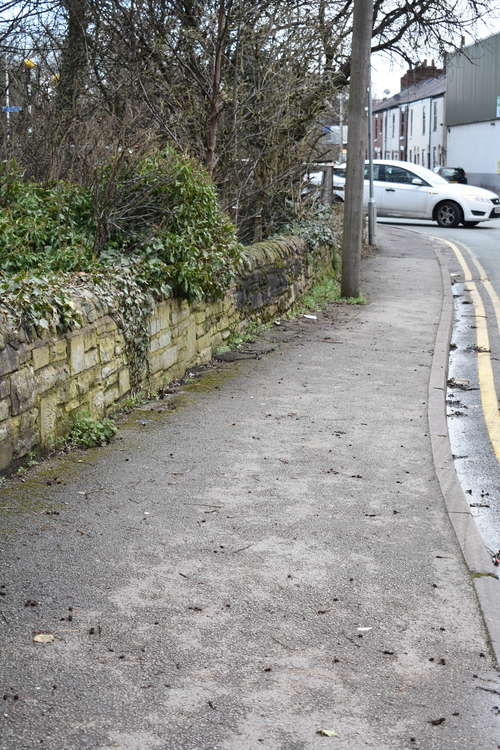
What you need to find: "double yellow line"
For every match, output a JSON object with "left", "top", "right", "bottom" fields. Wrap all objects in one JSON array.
[{"left": 439, "top": 238, "right": 500, "bottom": 462}]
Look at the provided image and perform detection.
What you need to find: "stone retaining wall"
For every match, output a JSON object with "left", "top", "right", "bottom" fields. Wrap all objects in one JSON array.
[{"left": 0, "top": 235, "right": 335, "bottom": 471}]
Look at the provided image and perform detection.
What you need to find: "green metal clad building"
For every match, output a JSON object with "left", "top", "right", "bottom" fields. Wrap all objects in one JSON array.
[{"left": 446, "top": 33, "right": 500, "bottom": 192}]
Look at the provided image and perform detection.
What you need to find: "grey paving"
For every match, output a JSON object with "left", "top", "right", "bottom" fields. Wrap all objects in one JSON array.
[{"left": 1, "top": 224, "right": 499, "bottom": 749}]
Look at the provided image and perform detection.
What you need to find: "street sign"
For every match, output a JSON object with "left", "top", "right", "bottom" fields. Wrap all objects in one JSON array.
[{"left": 1, "top": 106, "right": 23, "bottom": 113}]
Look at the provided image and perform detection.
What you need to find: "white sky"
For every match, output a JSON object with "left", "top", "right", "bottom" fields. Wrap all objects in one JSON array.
[{"left": 371, "top": 15, "right": 500, "bottom": 98}]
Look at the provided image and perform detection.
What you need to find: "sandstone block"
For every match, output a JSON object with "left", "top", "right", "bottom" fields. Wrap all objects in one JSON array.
[
  {"left": 88, "top": 389, "right": 105, "bottom": 415},
  {"left": 149, "top": 330, "right": 172, "bottom": 353},
  {"left": 99, "top": 336, "right": 116, "bottom": 364},
  {"left": 84, "top": 329, "right": 97, "bottom": 352},
  {"left": 157, "top": 301, "right": 171, "bottom": 329},
  {"left": 84, "top": 348, "right": 99, "bottom": 370},
  {"left": 0, "top": 377, "right": 10, "bottom": 400},
  {"left": 196, "top": 333, "right": 211, "bottom": 352},
  {"left": 50, "top": 339, "right": 67, "bottom": 362},
  {"left": 96, "top": 318, "right": 116, "bottom": 336},
  {"left": 69, "top": 333, "right": 86, "bottom": 374},
  {"left": 148, "top": 314, "right": 162, "bottom": 336},
  {"left": 60, "top": 378, "right": 78, "bottom": 403},
  {"left": 102, "top": 361, "right": 119, "bottom": 381},
  {"left": 171, "top": 301, "right": 190, "bottom": 326},
  {"left": 40, "top": 391, "right": 59, "bottom": 448},
  {"left": 118, "top": 368, "right": 130, "bottom": 396},
  {"left": 149, "top": 346, "right": 178, "bottom": 375},
  {"left": 197, "top": 347, "right": 212, "bottom": 364},
  {"left": 64, "top": 397, "right": 82, "bottom": 413},
  {"left": 77, "top": 367, "right": 101, "bottom": 395},
  {"left": 35, "top": 363, "right": 69, "bottom": 396},
  {"left": 0, "top": 399, "right": 9, "bottom": 422},
  {"left": 0, "top": 440, "right": 13, "bottom": 471},
  {"left": 15, "top": 408, "right": 38, "bottom": 456},
  {"left": 104, "top": 384, "right": 120, "bottom": 407},
  {"left": 0, "top": 345, "right": 19, "bottom": 377},
  {"left": 32, "top": 345, "right": 50, "bottom": 371},
  {"left": 11, "top": 367, "right": 35, "bottom": 416}
]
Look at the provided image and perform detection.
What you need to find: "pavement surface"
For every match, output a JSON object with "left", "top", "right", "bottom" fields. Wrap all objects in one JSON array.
[{"left": 1, "top": 224, "right": 500, "bottom": 749}]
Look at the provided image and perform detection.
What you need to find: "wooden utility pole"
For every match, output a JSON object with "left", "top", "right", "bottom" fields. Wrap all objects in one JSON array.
[{"left": 341, "top": 0, "right": 374, "bottom": 298}]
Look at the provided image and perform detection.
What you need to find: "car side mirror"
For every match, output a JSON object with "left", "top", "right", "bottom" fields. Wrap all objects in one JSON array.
[{"left": 411, "top": 177, "right": 424, "bottom": 185}]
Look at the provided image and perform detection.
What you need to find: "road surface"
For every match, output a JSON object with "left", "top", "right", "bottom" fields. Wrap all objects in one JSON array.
[{"left": 380, "top": 217, "right": 500, "bottom": 557}]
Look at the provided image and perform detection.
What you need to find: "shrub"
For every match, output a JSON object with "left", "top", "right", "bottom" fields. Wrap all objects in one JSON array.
[
  {"left": 96, "top": 147, "right": 242, "bottom": 301},
  {"left": 0, "top": 161, "right": 97, "bottom": 274}
]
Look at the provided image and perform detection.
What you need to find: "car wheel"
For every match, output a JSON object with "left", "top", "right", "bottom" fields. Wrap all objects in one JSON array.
[
  {"left": 462, "top": 221, "right": 479, "bottom": 227},
  {"left": 435, "top": 201, "right": 462, "bottom": 228}
]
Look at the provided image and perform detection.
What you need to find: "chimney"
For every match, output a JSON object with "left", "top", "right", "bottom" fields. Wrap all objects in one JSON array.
[{"left": 400, "top": 59, "right": 444, "bottom": 90}]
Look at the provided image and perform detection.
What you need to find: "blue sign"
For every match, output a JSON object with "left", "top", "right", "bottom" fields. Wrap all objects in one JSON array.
[{"left": 1, "top": 105, "right": 23, "bottom": 113}]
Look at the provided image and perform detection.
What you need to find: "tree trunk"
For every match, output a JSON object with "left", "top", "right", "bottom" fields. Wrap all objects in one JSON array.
[
  {"left": 56, "top": 0, "right": 89, "bottom": 112},
  {"left": 205, "top": 0, "right": 227, "bottom": 176}
]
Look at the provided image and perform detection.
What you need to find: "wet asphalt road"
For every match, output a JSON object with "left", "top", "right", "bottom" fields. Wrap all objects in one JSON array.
[{"left": 379, "top": 218, "right": 500, "bottom": 555}]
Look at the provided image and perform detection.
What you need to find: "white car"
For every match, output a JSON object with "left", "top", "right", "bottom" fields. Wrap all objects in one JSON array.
[
  {"left": 305, "top": 160, "right": 500, "bottom": 227},
  {"left": 302, "top": 164, "right": 346, "bottom": 203}
]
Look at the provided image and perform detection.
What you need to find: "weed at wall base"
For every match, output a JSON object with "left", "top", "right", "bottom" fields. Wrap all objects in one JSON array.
[{"left": 68, "top": 410, "right": 117, "bottom": 448}]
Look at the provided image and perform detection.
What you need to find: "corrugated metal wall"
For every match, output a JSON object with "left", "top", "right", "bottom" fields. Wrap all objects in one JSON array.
[{"left": 447, "top": 34, "right": 500, "bottom": 126}]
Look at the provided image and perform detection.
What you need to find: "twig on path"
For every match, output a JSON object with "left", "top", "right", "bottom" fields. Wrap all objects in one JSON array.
[
  {"left": 271, "top": 636, "right": 294, "bottom": 650},
  {"left": 341, "top": 630, "right": 361, "bottom": 648},
  {"left": 232, "top": 544, "right": 254, "bottom": 554},
  {"left": 185, "top": 503, "right": 224, "bottom": 509},
  {"left": 476, "top": 686, "right": 500, "bottom": 696}
]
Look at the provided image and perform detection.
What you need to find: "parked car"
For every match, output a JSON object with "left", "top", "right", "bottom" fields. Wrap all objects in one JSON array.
[
  {"left": 433, "top": 166, "right": 468, "bottom": 184},
  {"left": 366, "top": 160, "right": 499, "bottom": 226},
  {"left": 304, "top": 160, "right": 500, "bottom": 228},
  {"left": 302, "top": 163, "right": 346, "bottom": 203}
]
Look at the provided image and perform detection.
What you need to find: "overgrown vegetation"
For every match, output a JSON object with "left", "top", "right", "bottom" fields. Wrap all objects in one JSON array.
[
  {"left": 290, "top": 271, "right": 341, "bottom": 314},
  {"left": 68, "top": 410, "right": 117, "bottom": 448},
  {"left": 0, "top": 151, "right": 241, "bottom": 301},
  {"left": 218, "top": 320, "right": 269, "bottom": 353},
  {"left": 0, "top": 150, "right": 242, "bottom": 367},
  {"left": 0, "top": 149, "right": 246, "bottom": 386},
  {"left": 0, "top": 145, "right": 343, "bottom": 395},
  {"left": 279, "top": 204, "right": 342, "bottom": 265}
]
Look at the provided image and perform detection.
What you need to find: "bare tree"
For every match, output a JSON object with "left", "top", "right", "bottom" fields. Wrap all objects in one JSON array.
[{"left": 0, "top": 0, "right": 496, "bottom": 239}]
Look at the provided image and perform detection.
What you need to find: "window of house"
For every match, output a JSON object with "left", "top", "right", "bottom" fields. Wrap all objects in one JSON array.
[
  {"left": 375, "top": 116, "right": 378, "bottom": 138},
  {"left": 409, "top": 109, "right": 413, "bottom": 136},
  {"left": 400, "top": 110, "right": 405, "bottom": 137},
  {"left": 422, "top": 107, "right": 426, "bottom": 135},
  {"left": 392, "top": 112, "right": 395, "bottom": 138},
  {"left": 433, "top": 101, "right": 437, "bottom": 132}
]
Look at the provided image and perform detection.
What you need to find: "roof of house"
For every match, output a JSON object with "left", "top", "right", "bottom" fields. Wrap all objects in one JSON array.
[{"left": 373, "top": 75, "right": 446, "bottom": 113}]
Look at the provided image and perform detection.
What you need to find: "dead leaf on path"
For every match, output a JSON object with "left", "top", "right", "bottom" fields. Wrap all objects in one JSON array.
[
  {"left": 317, "top": 729, "right": 337, "bottom": 737},
  {"left": 33, "top": 633, "right": 54, "bottom": 644},
  {"left": 428, "top": 718, "right": 446, "bottom": 726}
]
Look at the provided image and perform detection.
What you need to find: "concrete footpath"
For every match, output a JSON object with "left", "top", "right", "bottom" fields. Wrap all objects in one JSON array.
[{"left": 1, "top": 224, "right": 500, "bottom": 749}]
